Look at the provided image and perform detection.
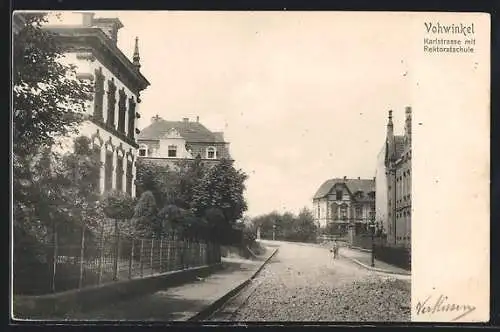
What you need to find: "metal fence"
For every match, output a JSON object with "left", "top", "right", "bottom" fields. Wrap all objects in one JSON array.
[{"left": 14, "top": 225, "right": 221, "bottom": 295}]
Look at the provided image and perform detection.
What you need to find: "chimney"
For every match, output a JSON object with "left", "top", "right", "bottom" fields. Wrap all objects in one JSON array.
[
  {"left": 357, "top": 177, "right": 360, "bottom": 180},
  {"left": 182, "top": 117, "right": 189, "bottom": 122},
  {"left": 151, "top": 114, "right": 161, "bottom": 123},
  {"left": 82, "top": 12, "right": 95, "bottom": 27},
  {"left": 91, "top": 17, "right": 124, "bottom": 44},
  {"left": 196, "top": 116, "right": 200, "bottom": 123},
  {"left": 343, "top": 176, "right": 347, "bottom": 180}
]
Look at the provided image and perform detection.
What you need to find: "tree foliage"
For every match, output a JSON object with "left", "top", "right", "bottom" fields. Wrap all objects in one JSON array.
[
  {"left": 102, "top": 190, "right": 136, "bottom": 220},
  {"left": 13, "top": 13, "right": 93, "bottom": 159},
  {"left": 191, "top": 159, "right": 248, "bottom": 224},
  {"left": 251, "top": 208, "right": 318, "bottom": 243},
  {"left": 13, "top": 13, "right": 95, "bottom": 250},
  {"left": 132, "top": 191, "right": 159, "bottom": 237}
]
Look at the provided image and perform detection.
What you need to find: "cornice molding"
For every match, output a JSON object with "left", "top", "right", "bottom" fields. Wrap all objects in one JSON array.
[{"left": 47, "top": 27, "right": 150, "bottom": 95}]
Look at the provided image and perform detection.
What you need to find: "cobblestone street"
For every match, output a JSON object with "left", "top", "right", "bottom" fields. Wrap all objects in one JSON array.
[{"left": 209, "top": 241, "right": 410, "bottom": 322}]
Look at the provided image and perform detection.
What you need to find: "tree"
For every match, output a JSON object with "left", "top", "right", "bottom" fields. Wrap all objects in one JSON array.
[
  {"left": 101, "top": 190, "right": 137, "bottom": 235},
  {"left": 176, "top": 155, "right": 206, "bottom": 209},
  {"left": 135, "top": 160, "right": 182, "bottom": 208},
  {"left": 132, "top": 191, "right": 159, "bottom": 237},
  {"left": 294, "top": 207, "right": 318, "bottom": 242},
  {"left": 191, "top": 159, "right": 248, "bottom": 225},
  {"left": 13, "top": 13, "right": 93, "bottom": 159}
]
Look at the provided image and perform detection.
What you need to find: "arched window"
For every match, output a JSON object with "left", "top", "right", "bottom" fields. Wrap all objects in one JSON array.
[
  {"left": 206, "top": 146, "right": 217, "bottom": 159},
  {"left": 138, "top": 144, "right": 148, "bottom": 157}
]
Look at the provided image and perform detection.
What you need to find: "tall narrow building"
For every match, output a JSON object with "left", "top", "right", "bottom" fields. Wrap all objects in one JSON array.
[{"left": 375, "top": 107, "right": 412, "bottom": 247}]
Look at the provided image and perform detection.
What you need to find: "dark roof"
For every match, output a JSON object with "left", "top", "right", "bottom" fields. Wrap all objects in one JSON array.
[
  {"left": 394, "top": 135, "right": 405, "bottom": 159},
  {"left": 138, "top": 119, "right": 225, "bottom": 143},
  {"left": 313, "top": 178, "right": 375, "bottom": 199}
]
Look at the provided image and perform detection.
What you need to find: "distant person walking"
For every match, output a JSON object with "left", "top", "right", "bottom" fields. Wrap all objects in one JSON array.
[
  {"left": 333, "top": 240, "right": 340, "bottom": 259},
  {"left": 330, "top": 240, "right": 339, "bottom": 261}
]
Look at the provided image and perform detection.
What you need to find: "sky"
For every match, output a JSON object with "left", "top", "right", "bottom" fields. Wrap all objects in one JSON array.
[{"left": 47, "top": 11, "right": 413, "bottom": 217}]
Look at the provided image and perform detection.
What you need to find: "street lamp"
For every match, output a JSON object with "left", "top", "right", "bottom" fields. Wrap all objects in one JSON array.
[
  {"left": 272, "top": 224, "right": 276, "bottom": 241},
  {"left": 369, "top": 218, "right": 376, "bottom": 267}
]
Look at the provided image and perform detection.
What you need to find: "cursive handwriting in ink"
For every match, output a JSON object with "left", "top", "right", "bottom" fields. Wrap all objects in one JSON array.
[{"left": 415, "top": 294, "right": 476, "bottom": 321}]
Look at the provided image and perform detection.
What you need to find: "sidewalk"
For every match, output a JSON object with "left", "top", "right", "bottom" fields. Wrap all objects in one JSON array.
[
  {"left": 53, "top": 248, "right": 277, "bottom": 321},
  {"left": 340, "top": 246, "right": 411, "bottom": 276}
]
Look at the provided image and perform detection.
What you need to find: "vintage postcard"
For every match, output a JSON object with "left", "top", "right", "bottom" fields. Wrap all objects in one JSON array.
[{"left": 11, "top": 11, "right": 490, "bottom": 323}]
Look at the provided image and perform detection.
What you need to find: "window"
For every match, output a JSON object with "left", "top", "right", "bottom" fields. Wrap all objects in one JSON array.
[
  {"left": 207, "top": 147, "right": 216, "bottom": 159},
  {"left": 128, "top": 97, "right": 136, "bottom": 139},
  {"left": 126, "top": 160, "right": 133, "bottom": 195},
  {"left": 116, "top": 155, "right": 124, "bottom": 191},
  {"left": 336, "top": 190, "right": 343, "bottom": 201},
  {"left": 93, "top": 68, "right": 104, "bottom": 121},
  {"left": 317, "top": 205, "right": 320, "bottom": 218},
  {"left": 168, "top": 145, "right": 177, "bottom": 157},
  {"left": 138, "top": 144, "right": 148, "bottom": 157},
  {"left": 104, "top": 150, "right": 113, "bottom": 192},
  {"left": 331, "top": 204, "right": 338, "bottom": 219},
  {"left": 106, "top": 80, "right": 116, "bottom": 128},
  {"left": 117, "top": 88, "right": 127, "bottom": 134},
  {"left": 340, "top": 205, "right": 347, "bottom": 220},
  {"left": 355, "top": 206, "right": 362, "bottom": 219},
  {"left": 92, "top": 145, "right": 101, "bottom": 190}
]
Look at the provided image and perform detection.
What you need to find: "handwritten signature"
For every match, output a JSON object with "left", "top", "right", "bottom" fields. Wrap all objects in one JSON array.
[{"left": 415, "top": 295, "right": 476, "bottom": 321}]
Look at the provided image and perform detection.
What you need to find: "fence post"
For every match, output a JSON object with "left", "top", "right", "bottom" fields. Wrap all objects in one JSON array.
[
  {"left": 199, "top": 240, "right": 202, "bottom": 266},
  {"left": 78, "top": 225, "right": 86, "bottom": 289},
  {"left": 113, "top": 220, "right": 121, "bottom": 281},
  {"left": 128, "top": 238, "right": 135, "bottom": 279},
  {"left": 51, "top": 224, "right": 58, "bottom": 293},
  {"left": 140, "top": 239, "right": 144, "bottom": 278},
  {"left": 159, "top": 237, "right": 163, "bottom": 273},
  {"left": 166, "top": 234, "right": 171, "bottom": 272},
  {"left": 97, "top": 224, "right": 104, "bottom": 285},
  {"left": 150, "top": 238, "right": 154, "bottom": 275}
]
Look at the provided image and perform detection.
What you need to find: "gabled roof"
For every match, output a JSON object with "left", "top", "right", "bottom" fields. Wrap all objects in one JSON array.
[
  {"left": 138, "top": 119, "right": 225, "bottom": 143},
  {"left": 313, "top": 178, "right": 375, "bottom": 200}
]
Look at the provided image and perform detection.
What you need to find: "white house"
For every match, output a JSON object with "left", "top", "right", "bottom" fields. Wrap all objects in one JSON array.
[{"left": 42, "top": 12, "right": 150, "bottom": 197}]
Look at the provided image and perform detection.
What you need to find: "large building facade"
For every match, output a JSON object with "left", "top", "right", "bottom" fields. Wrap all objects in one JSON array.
[
  {"left": 137, "top": 116, "right": 231, "bottom": 168},
  {"left": 43, "top": 12, "right": 150, "bottom": 197},
  {"left": 375, "top": 107, "right": 412, "bottom": 247},
  {"left": 312, "top": 177, "right": 375, "bottom": 233}
]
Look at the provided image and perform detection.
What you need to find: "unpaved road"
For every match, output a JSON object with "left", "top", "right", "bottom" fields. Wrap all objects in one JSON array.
[{"left": 208, "top": 240, "right": 410, "bottom": 322}]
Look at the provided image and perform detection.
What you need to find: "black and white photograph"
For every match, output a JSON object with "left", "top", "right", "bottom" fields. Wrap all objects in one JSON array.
[{"left": 11, "top": 11, "right": 489, "bottom": 323}]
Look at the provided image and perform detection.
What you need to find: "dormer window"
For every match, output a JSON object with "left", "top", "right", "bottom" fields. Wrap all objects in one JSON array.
[
  {"left": 207, "top": 147, "right": 216, "bottom": 159},
  {"left": 336, "top": 190, "right": 343, "bottom": 201},
  {"left": 138, "top": 144, "right": 148, "bottom": 157},
  {"left": 168, "top": 145, "right": 177, "bottom": 157}
]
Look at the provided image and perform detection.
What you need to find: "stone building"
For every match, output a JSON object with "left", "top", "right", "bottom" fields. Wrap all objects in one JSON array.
[
  {"left": 312, "top": 177, "right": 375, "bottom": 233},
  {"left": 136, "top": 116, "right": 231, "bottom": 168},
  {"left": 375, "top": 107, "right": 412, "bottom": 247},
  {"left": 42, "top": 12, "right": 150, "bottom": 197}
]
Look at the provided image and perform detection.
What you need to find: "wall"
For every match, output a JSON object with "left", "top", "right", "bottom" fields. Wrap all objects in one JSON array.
[
  {"left": 375, "top": 144, "right": 389, "bottom": 234},
  {"left": 54, "top": 51, "right": 141, "bottom": 196},
  {"left": 157, "top": 137, "right": 190, "bottom": 158}
]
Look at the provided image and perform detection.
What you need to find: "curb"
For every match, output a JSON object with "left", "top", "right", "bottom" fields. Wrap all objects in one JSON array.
[
  {"left": 187, "top": 247, "right": 279, "bottom": 322},
  {"left": 341, "top": 254, "right": 411, "bottom": 277}
]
